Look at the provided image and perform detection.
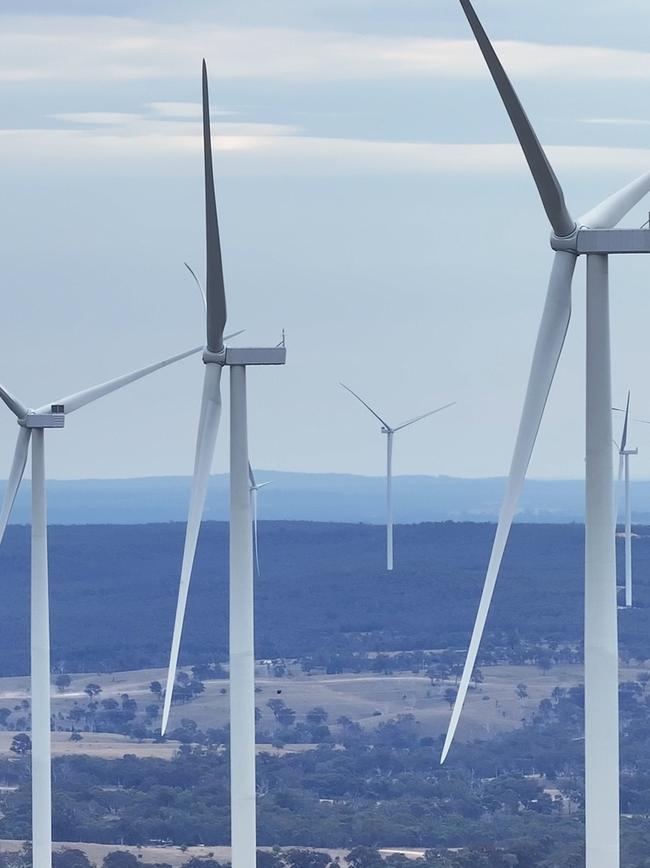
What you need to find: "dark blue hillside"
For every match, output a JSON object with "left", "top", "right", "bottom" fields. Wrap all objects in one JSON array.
[{"left": 0, "top": 520, "right": 647, "bottom": 677}]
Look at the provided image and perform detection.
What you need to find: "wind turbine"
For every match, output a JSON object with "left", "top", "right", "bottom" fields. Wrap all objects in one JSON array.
[
  {"left": 160, "top": 61, "right": 285, "bottom": 868},
  {"left": 340, "top": 383, "right": 454, "bottom": 571},
  {"left": 440, "top": 3, "right": 650, "bottom": 867},
  {"left": 249, "top": 464, "right": 270, "bottom": 576},
  {"left": 0, "top": 343, "right": 203, "bottom": 868},
  {"left": 616, "top": 392, "right": 637, "bottom": 608}
]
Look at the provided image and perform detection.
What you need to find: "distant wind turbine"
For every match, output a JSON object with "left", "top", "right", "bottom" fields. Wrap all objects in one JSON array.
[
  {"left": 615, "top": 392, "right": 638, "bottom": 608},
  {"left": 0, "top": 344, "right": 202, "bottom": 868},
  {"left": 441, "top": 2, "right": 650, "bottom": 866},
  {"left": 340, "top": 383, "right": 454, "bottom": 571},
  {"left": 249, "top": 464, "right": 270, "bottom": 575},
  {"left": 161, "top": 61, "right": 286, "bottom": 868}
]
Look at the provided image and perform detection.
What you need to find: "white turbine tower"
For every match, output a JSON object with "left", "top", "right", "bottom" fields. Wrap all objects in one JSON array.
[
  {"left": 249, "top": 465, "right": 270, "bottom": 576},
  {"left": 440, "top": 3, "right": 650, "bottom": 867},
  {"left": 616, "top": 392, "right": 637, "bottom": 609},
  {"left": 0, "top": 343, "right": 202, "bottom": 868},
  {"left": 160, "top": 61, "right": 285, "bottom": 868},
  {"left": 340, "top": 383, "right": 454, "bottom": 571}
]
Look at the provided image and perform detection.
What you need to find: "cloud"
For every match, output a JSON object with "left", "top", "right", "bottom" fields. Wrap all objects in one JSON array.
[
  {"left": 2, "top": 15, "right": 650, "bottom": 85},
  {"left": 2, "top": 110, "right": 649, "bottom": 177},
  {"left": 148, "top": 102, "right": 204, "bottom": 119},
  {"left": 51, "top": 112, "right": 142, "bottom": 125},
  {"left": 579, "top": 117, "right": 650, "bottom": 127}
]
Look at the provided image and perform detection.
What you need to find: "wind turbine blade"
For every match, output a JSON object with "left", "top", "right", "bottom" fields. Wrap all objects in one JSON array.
[
  {"left": 256, "top": 481, "right": 271, "bottom": 490},
  {"left": 618, "top": 452, "right": 625, "bottom": 484},
  {"left": 161, "top": 363, "right": 223, "bottom": 734},
  {"left": 202, "top": 60, "right": 228, "bottom": 354},
  {"left": 224, "top": 330, "right": 245, "bottom": 342},
  {"left": 0, "top": 383, "right": 27, "bottom": 420},
  {"left": 621, "top": 391, "right": 630, "bottom": 453},
  {"left": 458, "top": 0, "right": 574, "bottom": 238},
  {"left": 37, "top": 346, "right": 202, "bottom": 416},
  {"left": 185, "top": 262, "right": 207, "bottom": 311},
  {"left": 248, "top": 463, "right": 256, "bottom": 489},
  {"left": 252, "top": 488, "right": 261, "bottom": 576},
  {"left": 580, "top": 171, "right": 650, "bottom": 229},
  {"left": 393, "top": 401, "right": 456, "bottom": 432},
  {"left": 0, "top": 427, "right": 31, "bottom": 545},
  {"left": 441, "top": 251, "right": 575, "bottom": 763},
  {"left": 340, "top": 383, "right": 391, "bottom": 429}
]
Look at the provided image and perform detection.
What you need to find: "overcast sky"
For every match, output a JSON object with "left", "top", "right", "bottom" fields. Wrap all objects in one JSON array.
[{"left": 1, "top": 0, "right": 650, "bottom": 481}]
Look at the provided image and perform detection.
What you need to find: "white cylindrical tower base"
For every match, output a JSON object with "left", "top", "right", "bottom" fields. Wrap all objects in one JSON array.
[
  {"left": 624, "top": 453, "right": 632, "bottom": 608},
  {"left": 31, "top": 430, "right": 52, "bottom": 868},
  {"left": 386, "top": 431, "right": 393, "bottom": 571},
  {"left": 584, "top": 254, "right": 620, "bottom": 868},
  {"left": 229, "top": 365, "right": 256, "bottom": 868}
]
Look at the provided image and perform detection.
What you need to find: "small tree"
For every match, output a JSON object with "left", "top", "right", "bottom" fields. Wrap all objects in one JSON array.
[
  {"left": 102, "top": 854, "right": 140, "bottom": 868},
  {"left": 347, "top": 848, "right": 384, "bottom": 868},
  {"left": 306, "top": 707, "right": 328, "bottom": 726},
  {"left": 149, "top": 680, "right": 162, "bottom": 698},
  {"left": 84, "top": 684, "right": 102, "bottom": 699},
  {"left": 443, "top": 687, "right": 458, "bottom": 710},
  {"left": 257, "top": 851, "right": 283, "bottom": 868},
  {"left": 266, "top": 698, "right": 286, "bottom": 718},
  {"left": 10, "top": 733, "right": 32, "bottom": 755},
  {"left": 276, "top": 706, "right": 296, "bottom": 728},
  {"left": 55, "top": 674, "right": 71, "bottom": 693},
  {"left": 53, "top": 849, "right": 94, "bottom": 868},
  {"left": 285, "top": 850, "right": 331, "bottom": 868},
  {"left": 516, "top": 683, "right": 529, "bottom": 702}
]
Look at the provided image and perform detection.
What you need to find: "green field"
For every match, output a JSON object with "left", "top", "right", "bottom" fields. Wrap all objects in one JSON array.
[{"left": 0, "top": 659, "right": 642, "bottom": 755}]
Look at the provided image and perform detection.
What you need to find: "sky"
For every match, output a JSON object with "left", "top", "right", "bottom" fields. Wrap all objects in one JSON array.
[{"left": 1, "top": 0, "right": 650, "bottom": 481}]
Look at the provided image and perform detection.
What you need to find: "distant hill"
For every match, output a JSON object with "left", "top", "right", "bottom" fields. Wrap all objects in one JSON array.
[{"left": 0, "top": 471, "right": 645, "bottom": 525}]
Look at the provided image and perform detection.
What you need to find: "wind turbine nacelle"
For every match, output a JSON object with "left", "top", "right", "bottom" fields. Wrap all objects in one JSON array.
[
  {"left": 575, "top": 228, "right": 650, "bottom": 255},
  {"left": 224, "top": 347, "right": 287, "bottom": 366},
  {"left": 24, "top": 406, "right": 65, "bottom": 428}
]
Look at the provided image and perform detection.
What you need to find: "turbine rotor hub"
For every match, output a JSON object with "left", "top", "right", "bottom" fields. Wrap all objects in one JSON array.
[{"left": 550, "top": 224, "right": 580, "bottom": 254}]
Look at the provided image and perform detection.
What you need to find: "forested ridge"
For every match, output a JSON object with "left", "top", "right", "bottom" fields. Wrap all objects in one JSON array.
[{"left": 0, "top": 521, "right": 648, "bottom": 676}]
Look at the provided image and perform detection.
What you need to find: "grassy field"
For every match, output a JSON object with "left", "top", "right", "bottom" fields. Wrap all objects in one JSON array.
[
  {"left": 158, "top": 661, "right": 644, "bottom": 742},
  {"left": 0, "top": 731, "right": 179, "bottom": 760},
  {"left": 0, "top": 659, "right": 644, "bottom": 757},
  {"left": 0, "top": 659, "right": 641, "bottom": 751},
  {"left": 0, "top": 840, "right": 425, "bottom": 864}
]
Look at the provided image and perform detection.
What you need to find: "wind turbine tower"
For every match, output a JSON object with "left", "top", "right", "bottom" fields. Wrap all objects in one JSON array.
[
  {"left": 340, "top": 383, "right": 454, "bottom": 570},
  {"left": 617, "top": 392, "right": 637, "bottom": 608},
  {"left": 440, "top": 3, "right": 650, "bottom": 867},
  {"left": 161, "top": 62, "right": 286, "bottom": 868},
  {"left": 0, "top": 344, "right": 202, "bottom": 868},
  {"left": 249, "top": 464, "right": 270, "bottom": 575}
]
